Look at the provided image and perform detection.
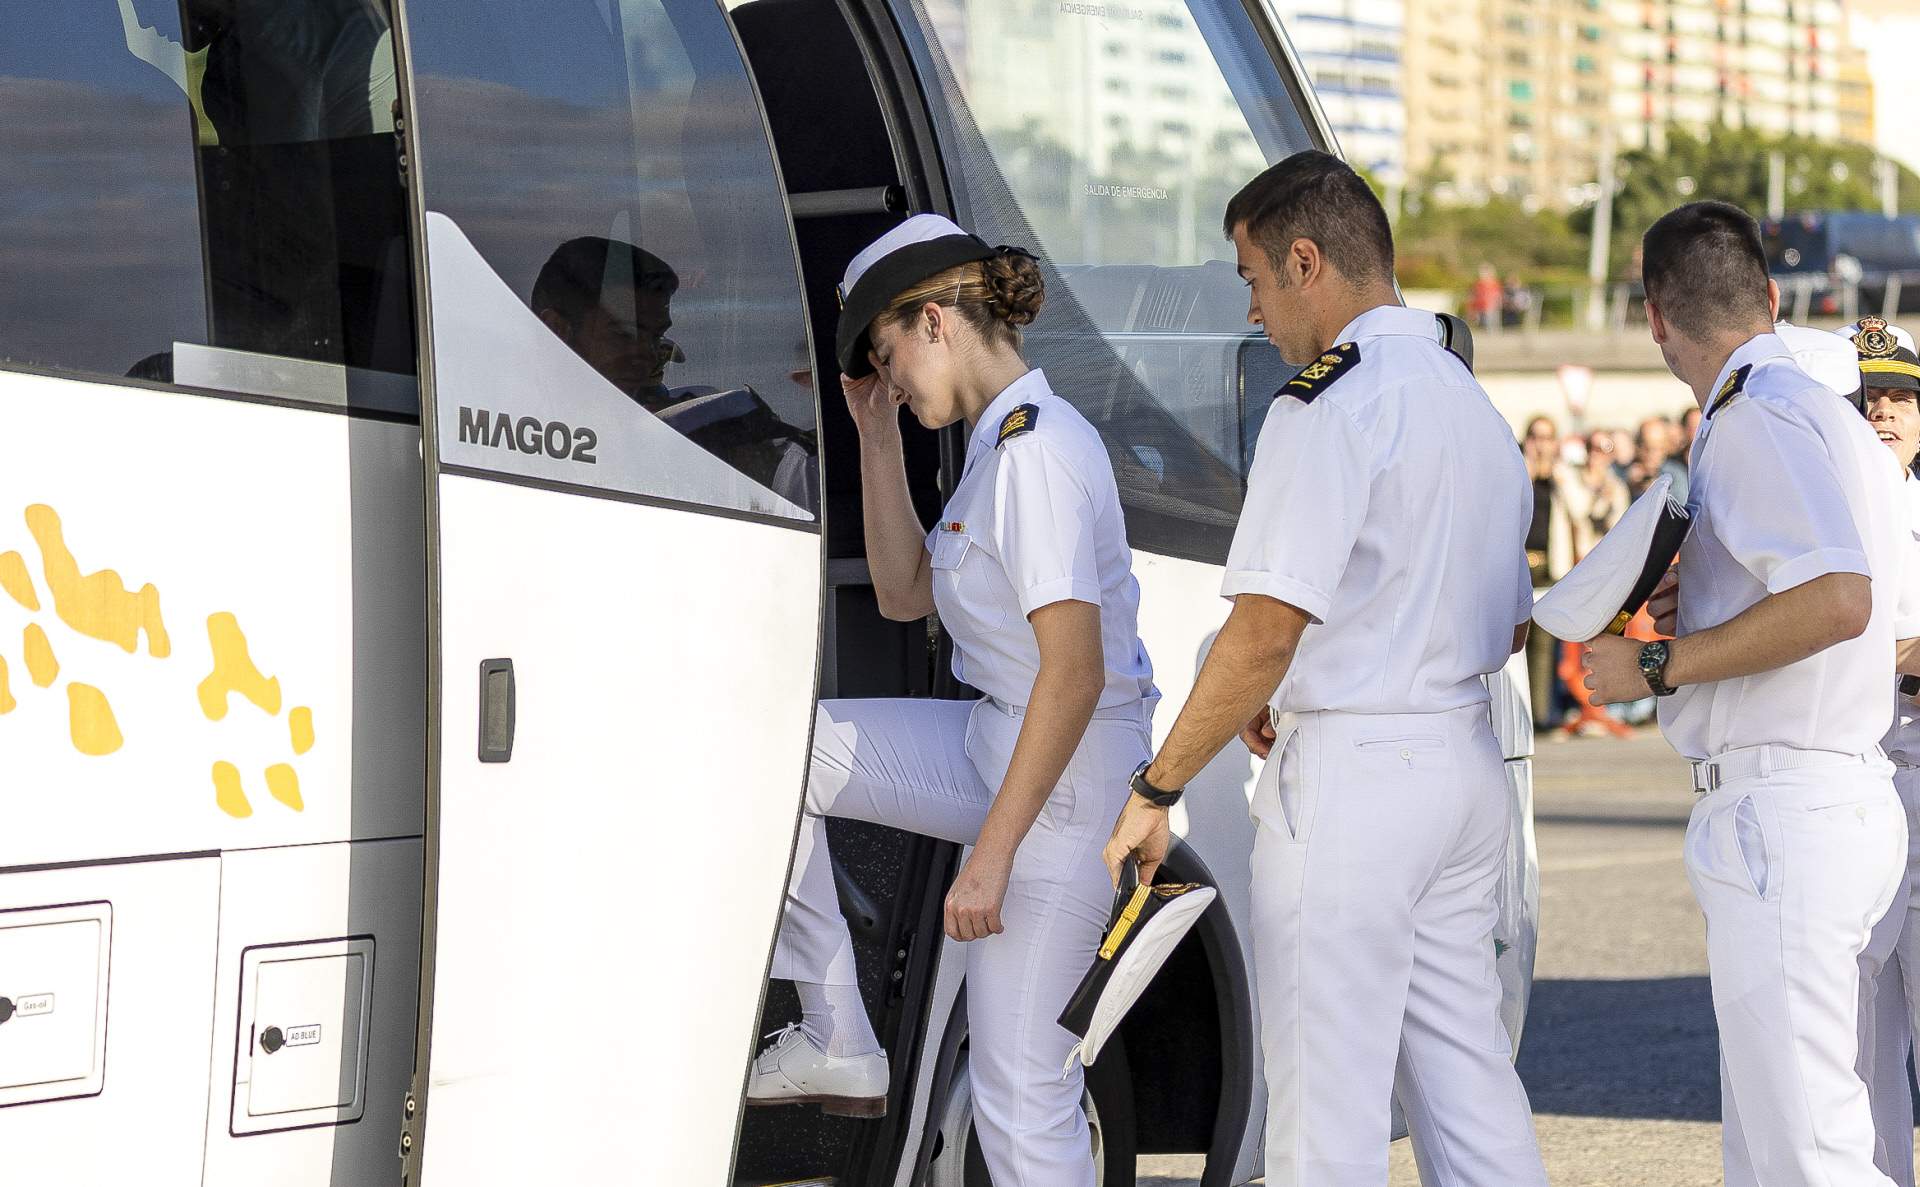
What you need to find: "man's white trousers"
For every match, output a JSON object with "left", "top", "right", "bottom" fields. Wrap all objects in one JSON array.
[
  {"left": 770, "top": 696, "right": 1149, "bottom": 1187},
  {"left": 1688, "top": 748, "right": 1904, "bottom": 1187},
  {"left": 1857, "top": 758, "right": 1920, "bottom": 1186},
  {"left": 1250, "top": 702, "right": 1547, "bottom": 1187}
]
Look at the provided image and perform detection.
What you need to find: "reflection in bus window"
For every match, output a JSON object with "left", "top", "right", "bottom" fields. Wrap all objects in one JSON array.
[
  {"left": 532, "top": 237, "right": 819, "bottom": 507},
  {"left": 893, "top": 0, "right": 1317, "bottom": 560},
  {"left": 406, "top": 0, "right": 820, "bottom": 520},
  {"left": 0, "top": 2, "right": 418, "bottom": 413}
]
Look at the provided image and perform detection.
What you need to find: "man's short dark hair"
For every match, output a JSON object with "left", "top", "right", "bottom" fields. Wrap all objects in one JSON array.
[
  {"left": 1222, "top": 150, "right": 1394, "bottom": 285},
  {"left": 1640, "top": 201, "right": 1770, "bottom": 339},
  {"left": 532, "top": 236, "right": 678, "bottom": 323}
]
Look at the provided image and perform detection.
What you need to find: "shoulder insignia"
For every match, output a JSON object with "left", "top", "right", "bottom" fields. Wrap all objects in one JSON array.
[
  {"left": 1855, "top": 316, "right": 1897, "bottom": 359},
  {"left": 1280, "top": 342, "right": 1360, "bottom": 404},
  {"left": 1707, "top": 363, "right": 1751, "bottom": 418},
  {"left": 996, "top": 402, "right": 1039, "bottom": 446}
]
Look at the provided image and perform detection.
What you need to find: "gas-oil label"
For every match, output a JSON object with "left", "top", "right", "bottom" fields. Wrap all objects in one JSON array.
[{"left": 17, "top": 995, "right": 54, "bottom": 1017}]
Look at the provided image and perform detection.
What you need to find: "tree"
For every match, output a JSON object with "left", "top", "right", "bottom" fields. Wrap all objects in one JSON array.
[{"left": 1580, "top": 124, "right": 1920, "bottom": 274}]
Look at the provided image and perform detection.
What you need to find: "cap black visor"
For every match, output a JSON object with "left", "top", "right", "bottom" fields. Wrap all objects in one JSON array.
[
  {"left": 835, "top": 234, "right": 997, "bottom": 378},
  {"left": 1863, "top": 349, "right": 1920, "bottom": 395}
]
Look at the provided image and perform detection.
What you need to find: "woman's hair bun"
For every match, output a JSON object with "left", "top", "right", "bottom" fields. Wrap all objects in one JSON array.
[{"left": 982, "top": 252, "right": 1044, "bottom": 327}]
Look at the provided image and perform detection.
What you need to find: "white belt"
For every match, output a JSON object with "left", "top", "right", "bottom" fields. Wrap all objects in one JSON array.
[{"left": 1689, "top": 744, "right": 1881, "bottom": 795}]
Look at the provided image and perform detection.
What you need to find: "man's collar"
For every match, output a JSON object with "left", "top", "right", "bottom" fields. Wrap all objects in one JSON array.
[
  {"left": 1706, "top": 332, "right": 1791, "bottom": 409},
  {"left": 969, "top": 368, "right": 1050, "bottom": 459},
  {"left": 1331, "top": 303, "right": 1430, "bottom": 346}
]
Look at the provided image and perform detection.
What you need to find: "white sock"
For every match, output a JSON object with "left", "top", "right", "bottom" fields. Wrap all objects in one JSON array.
[{"left": 795, "top": 980, "right": 881, "bottom": 1059}]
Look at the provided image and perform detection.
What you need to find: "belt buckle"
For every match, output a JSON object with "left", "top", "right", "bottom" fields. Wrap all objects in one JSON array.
[{"left": 1689, "top": 760, "right": 1718, "bottom": 796}]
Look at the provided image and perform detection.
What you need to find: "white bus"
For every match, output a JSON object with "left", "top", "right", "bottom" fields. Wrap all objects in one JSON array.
[{"left": 0, "top": 2, "right": 1536, "bottom": 1185}]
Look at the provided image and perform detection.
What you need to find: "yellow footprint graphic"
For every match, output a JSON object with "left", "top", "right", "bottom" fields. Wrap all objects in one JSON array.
[{"left": 0, "top": 505, "right": 316, "bottom": 819}]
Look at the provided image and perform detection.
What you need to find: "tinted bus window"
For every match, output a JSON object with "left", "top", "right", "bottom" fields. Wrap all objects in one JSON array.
[
  {"left": 0, "top": 2, "right": 418, "bottom": 415},
  {"left": 407, "top": 0, "right": 821, "bottom": 521},
  {"left": 891, "top": 0, "right": 1315, "bottom": 560}
]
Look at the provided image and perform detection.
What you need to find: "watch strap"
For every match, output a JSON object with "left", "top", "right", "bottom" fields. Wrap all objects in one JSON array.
[{"left": 1130, "top": 760, "right": 1183, "bottom": 808}]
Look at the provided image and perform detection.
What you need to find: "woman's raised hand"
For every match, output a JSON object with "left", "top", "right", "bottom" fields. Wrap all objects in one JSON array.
[{"left": 842, "top": 361, "right": 904, "bottom": 438}]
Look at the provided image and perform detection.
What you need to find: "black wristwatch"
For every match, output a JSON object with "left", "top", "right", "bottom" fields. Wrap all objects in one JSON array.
[
  {"left": 1638, "top": 640, "right": 1676, "bottom": 698},
  {"left": 1129, "top": 760, "right": 1183, "bottom": 808}
]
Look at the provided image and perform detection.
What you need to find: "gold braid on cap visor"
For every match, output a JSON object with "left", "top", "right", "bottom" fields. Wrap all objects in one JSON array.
[{"left": 1861, "top": 359, "right": 1920, "bottom": 381}]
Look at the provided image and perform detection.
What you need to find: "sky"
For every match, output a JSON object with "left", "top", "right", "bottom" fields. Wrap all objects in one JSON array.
[{"left": 1852, "top": 0, "right": 1920, "bottom": 178}]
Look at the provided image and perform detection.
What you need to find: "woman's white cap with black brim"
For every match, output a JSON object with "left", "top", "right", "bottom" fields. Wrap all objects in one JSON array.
[{"left": 835, "top": 214, "right": 998, "bottom": 378}]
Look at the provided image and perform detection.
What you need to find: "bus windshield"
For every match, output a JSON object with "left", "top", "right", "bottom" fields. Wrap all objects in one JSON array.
[{"left": 890, "top": 0, "right": 1318, "bottom": 560}]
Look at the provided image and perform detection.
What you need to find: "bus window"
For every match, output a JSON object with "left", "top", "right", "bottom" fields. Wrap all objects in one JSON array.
[
  {"left": 0, "top": 2, "right": 418, "bottom": 415},
  {"left": 889, "top": 0, "right": 1317, "bottom": 560},
  {"left": 406, "top": 0, "right": 821, "bottom": 520}
]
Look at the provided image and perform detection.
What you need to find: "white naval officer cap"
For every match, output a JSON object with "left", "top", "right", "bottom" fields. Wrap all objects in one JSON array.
[
  {"left": 1532, "top": 473, "right": 1692, "bottom": 642},
  {"left": 1846, "top": 318, "right": 1920, "bottom": 395},
  {"left": 834, "top": 214, "right": 1001, "bottom": 379},
  {"left": 1056, "top": 861, "right": 1216, "bottom": 1074},
  {"left": 1775, "top": 319, "right": 1868, "bottom": 397}
]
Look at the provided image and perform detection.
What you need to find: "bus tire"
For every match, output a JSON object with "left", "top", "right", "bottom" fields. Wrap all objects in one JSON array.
[{"left": 958, "top": 1037, "right": 1137, "bottom": 1187}]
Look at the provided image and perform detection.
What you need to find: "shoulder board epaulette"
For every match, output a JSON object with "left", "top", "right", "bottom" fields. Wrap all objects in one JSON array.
[
  {"left": 1280, "top": 342, "right": 1360, "bottom": 404},
  {"left": 1707, "top": 363, "right": 1751, "bottom": 418},
  {"left": 996, "top": 402, "right": 1039, "bottom": 446}
]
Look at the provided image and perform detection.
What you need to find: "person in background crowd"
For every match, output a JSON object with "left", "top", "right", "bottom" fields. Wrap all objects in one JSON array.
[
  {"left": 1608, "top": 428, "right": 1638, "bottom": 486},
  {"left": 1679, "top": 406, "right": 1702, "bottom": 464},
  {"left": 1555, "top": 431, "right": 1638, "bottom": 737},
  {"left": 1524, "top": 414, "right": 1568, "bottom": 728},
  {"left": 1574, "top": 431, "right": 1630, "bottom": 549},
  {"left": 1472, "top": 262, "right": 1503, "bottom": 329},
  {"left": 1626, "top": 415, "right": 1689, "bottom": 503}
]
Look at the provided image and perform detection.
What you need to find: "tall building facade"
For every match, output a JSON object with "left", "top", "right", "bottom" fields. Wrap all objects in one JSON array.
[
  {"left": 1400, "top": 0, "right": 1856, "bottom": 211},
  {"left": 1402, "top": 0, "right": 1612, "bottom": 210},
  {"left": 1610, "top": 0, "right": 1845, "bottom": 153},
  {"left": 1273, "top": 0, "right": 1409, "bottom": 186}
]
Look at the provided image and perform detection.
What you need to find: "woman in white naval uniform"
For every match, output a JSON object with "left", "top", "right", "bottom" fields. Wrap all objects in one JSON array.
[
  {"left": 745, "top": 214, "right": 1155, "bottom": 1187},
  {"left": 1840, "top": 320, "right": 1920, "bottom": 1187}
]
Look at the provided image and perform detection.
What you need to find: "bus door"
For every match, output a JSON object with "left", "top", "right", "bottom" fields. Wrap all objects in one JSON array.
[{"left": 395, "top": 1, "right": 825, "bottom": 1181}]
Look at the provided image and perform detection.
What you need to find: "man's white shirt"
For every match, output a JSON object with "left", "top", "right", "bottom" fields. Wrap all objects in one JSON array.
[
  {"left": 1660, "top": 331, "right": 1920, "bottom": 759},
  {"left": 1221, "top": 304, "right": 1533, "bottom": 715}
]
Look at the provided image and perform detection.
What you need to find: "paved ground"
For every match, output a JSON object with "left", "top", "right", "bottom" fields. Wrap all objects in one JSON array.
[{"left": 1139, "top": 730, "right": 1913, "bottom": 1186}]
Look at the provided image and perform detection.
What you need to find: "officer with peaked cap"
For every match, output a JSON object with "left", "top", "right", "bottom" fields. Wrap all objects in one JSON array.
[
  {"left": 1105, "top": 150, "right": 1549, "bottom": 1186},
  {"left": 744, "top": 214, "right": 1156, "bottom": 1187},
  {"left": 1585, "top": 203, "right": 1916, "bottom": 1187},
  {"left": 1842, "top": 316, "right": 1920, "bottom": 1187}
]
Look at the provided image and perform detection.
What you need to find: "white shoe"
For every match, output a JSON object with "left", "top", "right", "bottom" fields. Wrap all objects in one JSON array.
[{"left": 746, "top": 1024, "right": 889, "bottom": 1118}]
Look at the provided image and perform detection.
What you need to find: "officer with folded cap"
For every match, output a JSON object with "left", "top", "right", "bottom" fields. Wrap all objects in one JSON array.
[
  {"left": 1839, "top": 316, "right": 1920, "bottom": 1187},
  {"left": 744, "top": 214, "right": 1156, "bottom": 1187},
  {"left": 1104, "top": 150, "right": 1549, "bottom": 1187},
  {"left": 1583, "top": 203, "right": 1920, "bottom": 1187}
]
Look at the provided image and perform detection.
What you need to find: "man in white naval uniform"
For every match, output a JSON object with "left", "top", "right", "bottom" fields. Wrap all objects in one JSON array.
[
  {"left": 1586, "top": 202, "right": 1913, "bottom": 1187},
  {"left": 1106, "top": 150, "right": 1548, "bottom": 1187}
]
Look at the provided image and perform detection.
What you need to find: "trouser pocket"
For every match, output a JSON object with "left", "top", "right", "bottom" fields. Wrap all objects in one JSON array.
[{"left": 1734, "top": 794, "right": 1769, "bottom": 900}]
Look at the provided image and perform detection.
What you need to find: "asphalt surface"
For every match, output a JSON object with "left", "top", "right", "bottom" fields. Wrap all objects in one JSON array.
[{"left": 1140, "top": 730, "right": 1917, "bottom": 1186}]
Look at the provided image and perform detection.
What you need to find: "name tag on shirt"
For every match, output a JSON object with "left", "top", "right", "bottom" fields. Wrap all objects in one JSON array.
[{"left": 930, "top": 524, "right": 972, "bottom": 570}]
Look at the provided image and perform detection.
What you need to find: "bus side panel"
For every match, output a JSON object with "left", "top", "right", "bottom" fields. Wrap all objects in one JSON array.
[
  {"left": 0, "top": 858, "right": 220, "bottom": 1186},
  {"left": 199, "top": 840, "right": 423, "bottom": 1186},
  {"left": 417, "top": 476, "right": 819, "bottom": 1185},
  {"left": 0, "top": 372, "right": 427, "bottom": 866},
  {"left": 0, "top": 370, "right": 427, "bottom": 1184}
]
